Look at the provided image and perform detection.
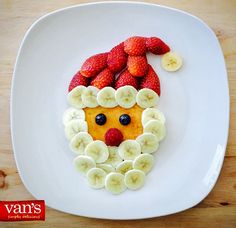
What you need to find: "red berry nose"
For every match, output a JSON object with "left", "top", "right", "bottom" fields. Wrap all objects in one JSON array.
[{"left": 105, "top": 128, "right": 123, "bottom": 146}]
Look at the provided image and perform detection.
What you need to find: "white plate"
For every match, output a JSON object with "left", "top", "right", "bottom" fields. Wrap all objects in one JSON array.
[{"left": 11, "top": 2, "right": 229, "bottom": 219}]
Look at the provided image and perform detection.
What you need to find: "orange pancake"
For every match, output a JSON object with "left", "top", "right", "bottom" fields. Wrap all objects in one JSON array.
[{"left": 84, "top": 104, "right": 144, "bottom": 142}]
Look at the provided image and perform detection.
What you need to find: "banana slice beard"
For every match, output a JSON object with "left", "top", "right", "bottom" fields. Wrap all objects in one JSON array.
[
  {"left": 67, "top": 85, "right": 86, "bottom": 109},
  {"left": 85, "top": 140, "right": 109, "bottom": 163},
  {"left": 142, "top": 108, "right": 166, "bottom": 126},
  {"left": 86, "top": 167, "right": 107, "bottom": 189},
  {"left": 136, "top": 88, "right": 159, "bottom": 108},
  {"left": 105, "top": 172, "right": 126, "bottom": 194},
  {"left": 81, "top": 86, "right": 99, "bottom": 108},
  {"left": 97, "top": 87, "right": 117, "bottom": 108},
  {"left": 136, "top": 133, "right": 159, "bottom": 153},
  {"left": 115, "top": 86, "right": 137, "bottom": 108},
  {"left": 62, "top": 108, "right": 85, "bottom": 126},
  {"left": 69, "top": 132, "right": 93, "bottom": 154},
  {"left": 133, "top": 154, "right": 154, "bottom": 174},
  {"left": 73, "top": 155, "right": 96, "bottom": 175},
  {"left": 144, "top": 120, "right": 166, "bottom": 141},
  {"left": 116, "top": 160, "right": 133, "bottom": 175},
  {"left": 105, "top": 146, "right": 123, "bottom": 167},
  {"left": 124, "top": 169, "right": 145, "bottom": 190},
  {"left": 64, "top": 119, "right": 88, "bottom": 140},
  {"left": 118, "top": 140, "right": 141, "bottom": 160},
  {"left": 161, "top": 52, "right": 183, "bottom": 72}
]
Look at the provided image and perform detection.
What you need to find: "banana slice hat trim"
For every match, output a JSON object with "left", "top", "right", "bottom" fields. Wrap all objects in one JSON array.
[{"left": 68, "top": 85, "right": 160, "bottom": 109}]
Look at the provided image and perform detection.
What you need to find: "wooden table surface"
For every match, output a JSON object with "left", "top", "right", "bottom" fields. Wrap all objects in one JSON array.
[{"left": 0, "top": 0, "right": 236, "bottom": 227}]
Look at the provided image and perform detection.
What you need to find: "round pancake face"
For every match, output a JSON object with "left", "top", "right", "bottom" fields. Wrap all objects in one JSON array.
[{"left": 84, "top": 105, "right": 143, "bottom": 142}]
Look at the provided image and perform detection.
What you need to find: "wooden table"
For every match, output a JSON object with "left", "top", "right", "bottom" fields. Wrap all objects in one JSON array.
[{"left": 0, "top": 0, "right": 235, "bottom": 226}]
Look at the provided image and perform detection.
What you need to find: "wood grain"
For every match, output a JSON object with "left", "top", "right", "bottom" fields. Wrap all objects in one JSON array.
[{"left": 0, "top": 0, "right": 236, "bottom": 227}]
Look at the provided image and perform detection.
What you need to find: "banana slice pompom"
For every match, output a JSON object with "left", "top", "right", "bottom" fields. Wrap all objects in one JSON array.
[{"left": 161, "top": 52, "right": 183, "bottom": 72}]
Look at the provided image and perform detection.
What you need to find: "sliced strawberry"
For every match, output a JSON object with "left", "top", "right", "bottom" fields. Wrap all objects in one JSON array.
[
  {"left": 80, "top": 53, "right": 108, "bottom": 77},
  {"left": 124, "top": 36, "right": 146, "bottom": 56},
  {"left": 107, "top": 42, "right": 127, "bottom": 73},
  {"left": 91, "top": 68, "right": 115, "bottom": 89},
  {"left": 68, "top": 71, "right": 89, "bottom": 92},
  {"left": 140, "top": 65, "right": 161, "bottom": 96},
  {"left": 146, "top": 37, "right": 170, "bottom": 55},
  {"left": 127, "top": 55, "right": 148, "bottom": 77},
  {"left": 115, "top": 69, "right": 139, "bottom": 89}
]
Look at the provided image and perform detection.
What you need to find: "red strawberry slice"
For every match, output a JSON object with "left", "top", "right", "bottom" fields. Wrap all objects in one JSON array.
[
  {"left": 107, "top": 42, "right": 127, "bottom": 73},
  {"left": 127, "top": 55, "right": 148, "bottom": 77},
  {"left": 68, "top": 71, "right": 89, "bottom": 92},
  {"left": 140, "top": 65, "right": 161, "bottom": 96},
  {"left": 91, "top": 68, "right": 115, "bottom": 89},
  {"left": 124, "top": 36, "right": 146, "bottom": 56},
  {"left": 146, "top": 37, "right": 170, "bottom": 55},
  {"left": 115, "top": 69, "right": 139, "bottom": 89},
  {"left": 80, "top": 53, "right": 108, "bottom": 77}
]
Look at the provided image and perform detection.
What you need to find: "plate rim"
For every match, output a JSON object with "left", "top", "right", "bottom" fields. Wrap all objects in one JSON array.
[{"left": 11, "top": 1, "right": 230, "bottom": 220}]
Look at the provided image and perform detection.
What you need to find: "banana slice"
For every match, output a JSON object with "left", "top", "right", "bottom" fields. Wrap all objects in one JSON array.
[
  {"left": 85, "top": 140, "right": 109, "bottom": 163},
  {"left": 136, "top": 133, "right": 159, "bottom": 153},
  {"left": 133, "top": 154, "right": 154, "bottom": 174},
  {"left": 136, "top": 88, "right": 159, "bottom": 108},
  {"left": 144, "top": 120, "right": 166, "bottom": 141},
  {"left": 73, "top": 155, "right": 96, "bottom": 175},
  {"left": 81, "top": 86, "right": 99, "bottom": 108},
  {"left": 67, "top": 85, "right": 86, "bottom": 109},
  {"left": 161, "top": 52, "right": 183, "bottom": 72},
  {"left": 97, "top": 164, "right": 115, "bottom": 173},
  {"left": 118, "top": 140, "right": 141, "bottom": 160},
  {"left": 86, "top": 167, "right": 107, "bottom": 189},
  {"left": 124, "top": 169, "right": 145, "bottom": 190},
  {"left": 116, "top": 160, "right": 133, "bottom": 175},
  {"left": 62, "top": 107, "right": 85, "bottom": 126},
  {"left": 105, "top": 172, "right": 126, "bottom": 194},
  {"left": 142, "top": 108, "right": 166, "bottom": 126},
  {"left": 65, "top": 119, "right": 88, "bottom": 140},
  {"left": 115, "top": 86, "right": 137, "bottom": 109},
  {"left": 69, "top": 132, "right": 93, "bottom": 155},
  {"left": 105, "top": 146, "right": 123, "bottom": 167},
  {"left": 97, "top": 87, "right": 117, "bottom": 108}
]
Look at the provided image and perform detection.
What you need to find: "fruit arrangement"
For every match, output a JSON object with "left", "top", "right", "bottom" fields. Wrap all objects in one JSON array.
[{"left": 63, "top": 36, "right": 182, "bottom": 194}]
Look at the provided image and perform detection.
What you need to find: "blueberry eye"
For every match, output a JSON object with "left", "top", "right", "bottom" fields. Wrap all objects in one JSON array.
[
  {"left": 119, "top": 114, "right": 131, "bottom": 125},
  {"left": 95, "top": 113, "right": 107, "bottom": 125}
]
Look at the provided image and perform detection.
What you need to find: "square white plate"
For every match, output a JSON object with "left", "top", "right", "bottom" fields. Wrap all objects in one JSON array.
[{"left": 11, "top": 2, "right": 229, "bottom": 219}]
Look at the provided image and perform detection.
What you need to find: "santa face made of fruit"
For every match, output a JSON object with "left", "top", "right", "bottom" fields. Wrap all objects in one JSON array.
[{"left": 63, "top": 36, "right": 182, "bottom": 194}]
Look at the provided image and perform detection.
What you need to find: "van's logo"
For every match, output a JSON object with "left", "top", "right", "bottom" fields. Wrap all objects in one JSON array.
[{"left": 0, "top": 200, "right": 45, "bottom": 221}]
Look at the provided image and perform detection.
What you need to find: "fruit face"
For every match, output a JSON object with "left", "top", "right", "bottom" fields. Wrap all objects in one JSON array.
[
  {"left": 63, "top": 34, "right": 180, "bottom": 194},
  {"left": 84, "top": 104, "right": 143, "bottom": 142}
]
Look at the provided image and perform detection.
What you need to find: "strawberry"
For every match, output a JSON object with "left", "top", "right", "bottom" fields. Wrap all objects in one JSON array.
[
  {"left": 140, "top": 65, "right": 161, "bottom": 96},
  {"left": 115, "top": 69, "right": 139, "bottom": 89},
  {"left": 127, "top": 55, "right": 148, "bottom": 77},
  {"left": 80, "top": 53, "right": 108, "bottom": 77},
  {"left": 107, "top": 42, "right": 127, "bottom": 73},
  {"left": 105, "top": 128, "right": 123, "bottom": 146},
  {"left": 91, "top": 68, "right": 115, "bottom": 89},
  {"left": 124, "top": 36, "right": 146, "bottom": 56},
  {"left": 68, "top": 71, "right": 89, "bottom": 92},
  {"left": 146, "top": 37, "right": 170, "bottom": 55}
]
